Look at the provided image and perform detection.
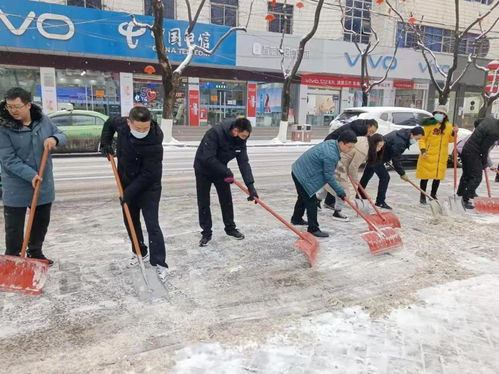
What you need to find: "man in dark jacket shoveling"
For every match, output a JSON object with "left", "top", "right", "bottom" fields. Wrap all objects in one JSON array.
[
  {"left": 457, "top": 117, "right": 499, "bottom": 209},
  {"left": 0, "top": 87, "right": 67, "bottom": 265},
  {"left": 359, "top": 126, "right": 424, "bottom": 209},
  {"left": 194, "top": 117, "right": 258, "bottom": 247},
  {"left": 100, "top": 107, "right": 168, "bottom": 282}
]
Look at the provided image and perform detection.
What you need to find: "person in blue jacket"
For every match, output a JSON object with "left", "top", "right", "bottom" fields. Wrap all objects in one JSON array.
[
  {"left": 291, "top": 130, "right": 357, "bottom": 237},
  {"left": 0, "top": 87, "right": 67, "bottom": 265}
]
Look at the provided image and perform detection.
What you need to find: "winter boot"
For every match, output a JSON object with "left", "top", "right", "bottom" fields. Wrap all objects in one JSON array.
[
  {"left": 156, "top": 265, "right": 169, "bottom": 283},
  {"left": 128, "top": 253, "right": 149, "bottom": 267},
  {"left": 27, "top": 249, "right": 54, "bottom": 266},
  {"left": 461, "top": 198, "right": 474, "bottom": 210},
  {"left": 310, "top": 229, "right": 329, "bottom": 238},
  {"left": 420, "top": 195, "right": 427, "bottom": 205},
  {"left": 375, "top": 202, "right": 392, "bottom": 210},
  {"left": 226, "top": 229, "right": 245, "bottom": 240},
  {"left": 332, "top": 210, "right": 349, "bottom": 222},
  {"left": 199, "top": 235, "right": 211, "bottom": 247}
]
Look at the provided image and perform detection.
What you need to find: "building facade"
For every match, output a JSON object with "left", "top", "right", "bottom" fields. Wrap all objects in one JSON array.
[{"left": 1, "top": 0, "right": 498, "bottom": 129}]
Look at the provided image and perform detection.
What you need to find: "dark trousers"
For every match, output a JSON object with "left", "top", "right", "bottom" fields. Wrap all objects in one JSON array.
[
  {"left": 420, "top": 179, "right": 441, "bottom": 199},
  {"left": 195, "top": 171, "right": 236, "bottom": 237},
  {"left": 291, "top": 173, "right": 320, "bottom": 233},
  {"left": 457, "top": 150, "right": 483, "bottom": 200},
  {"left": 4, "top": 203, "right": 52, "bottom": 257},
  {"left": 324, "top": 192, "right": 336, "bottom": 207},
  {"left": 122, "top": 189, "right": 167, "bottom": 267},
  {"left": 359, "top": 164, "right": 390, "bottom": 204}
]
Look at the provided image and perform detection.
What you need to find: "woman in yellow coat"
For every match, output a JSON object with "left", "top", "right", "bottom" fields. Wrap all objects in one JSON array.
[{"left": 416, "top": 105, "right": 456, "bottom": 204}]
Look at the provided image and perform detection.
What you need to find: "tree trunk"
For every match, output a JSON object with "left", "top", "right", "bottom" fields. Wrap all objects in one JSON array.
[
  {"left": 477, "top": 94, "right": 494, "bottom": 119},
  {"left": 438, "top": 91, "right": 449, "bottom": 106},
  {"left": 362, "top": 91, "right": 368, "bottom": 106},
  {"left": 159, "top": 66, "right": 180, "bottom": 143},
  {"left": 275, "top": 77, "right": 292, "bottom": 143}
]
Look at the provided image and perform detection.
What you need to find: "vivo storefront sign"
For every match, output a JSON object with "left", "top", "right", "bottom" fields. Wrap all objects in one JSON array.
[
  {"left": 0, "top": 0, "right": 236, "bottom": 66},
  {"left": 237, "top": 32, "right": 454, "bottom": 80}
]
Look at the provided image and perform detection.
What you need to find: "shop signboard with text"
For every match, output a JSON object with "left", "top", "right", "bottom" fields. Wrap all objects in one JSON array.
[
  {"left": 0, "top": 0, "right": 236, "bottom": 66},
  {"left": 189, "top": 90, "right": 200, "bottom": 127}
]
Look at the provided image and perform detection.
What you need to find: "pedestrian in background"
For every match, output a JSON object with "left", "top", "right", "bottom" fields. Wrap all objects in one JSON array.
[
  {"left": 416, "top": 106, "right": 456, "bottom": 204},
  {"left": 0, "top": 87, "right": 67, "bottom": 265},
  {"left": 100, "top": 107, "right": 169, "bottom": 282}
]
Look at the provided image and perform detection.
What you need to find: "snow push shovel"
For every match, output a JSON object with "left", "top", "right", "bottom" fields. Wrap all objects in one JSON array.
[
  {"left": 348, "top": 176, "right": 401, "bottom": 229},
  {"left": 404, "top": 177, "right": 447, "bottom": 217},
  {"left": 108, "top": 154, "right": 150, "bottom": 288},
  {"left": 343, "top": 197, "right": 402, "bottom": 255},
  {"left": 474, "top": 169, "right": 499, "bottom": 214},
  {"left": 233, "top": 180, "right": 319, "bottom": 266},
  {"left": 448, "top": 135, "right": 465, "bottom": 214},
  {"left": 0, "top": 148, "right": 50, "bottom": 295}
]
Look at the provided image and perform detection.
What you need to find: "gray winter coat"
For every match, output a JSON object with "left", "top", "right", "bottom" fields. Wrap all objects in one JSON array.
[{"left": 0, "top": 102, "right": 67, "bottom": 207}]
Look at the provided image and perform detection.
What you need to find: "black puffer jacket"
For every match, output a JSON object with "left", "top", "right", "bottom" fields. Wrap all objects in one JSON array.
[
  {"left": 194, "top": 120, "right": 254, "bottom": 186},
  {"left": 383, "top": 128, "right": 413, "bottom": 176},
  {"left": 324, "top": 119, "right": 369, "bottom": 141},
  {"left": 100, "top": 117, "right": 163, "bottom": 202},
  {"left": 462, "top": 117, "right": 499, "bottom": 166}
]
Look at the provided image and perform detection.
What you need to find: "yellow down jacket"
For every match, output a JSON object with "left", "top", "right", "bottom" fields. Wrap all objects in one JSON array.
[{"left": 416, "top": 118, "right": 455, "bottom": 180}]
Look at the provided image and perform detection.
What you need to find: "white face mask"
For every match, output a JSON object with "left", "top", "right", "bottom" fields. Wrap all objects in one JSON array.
[
  {"left": 410, "top": 138, "right": 417, "bottom": 145},
  {"left": 130, "top": 128, "right": 149, "bottom": 139},
  {"left": 434, "top": 113, "right": 445, "bottom": 123}
]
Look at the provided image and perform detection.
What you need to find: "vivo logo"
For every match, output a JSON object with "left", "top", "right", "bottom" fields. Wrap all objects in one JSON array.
[
  {"left": 418, "top": 62, "right": 450, "bottom": 74},
  {"left": 0, "top": 9, "right": 75, "bottom": 41},
  {"left": 344, "top": 52, "right": 398, "bottom": 70}
]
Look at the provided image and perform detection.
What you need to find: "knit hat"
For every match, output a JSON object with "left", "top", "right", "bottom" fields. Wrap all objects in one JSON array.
[{"left": 433, "top": 105, "right": 448, "bottom": 116}]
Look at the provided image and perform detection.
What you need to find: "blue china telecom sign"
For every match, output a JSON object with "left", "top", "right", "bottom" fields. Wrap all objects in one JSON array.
[{"left": 0, "top": 0, "right": 236, "bottom": 66}]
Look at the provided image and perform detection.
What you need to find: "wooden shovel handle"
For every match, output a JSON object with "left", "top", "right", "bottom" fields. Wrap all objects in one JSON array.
[
  {"left": 20, "top": 147, "right": 50, "bottom": 258},
  {"left": 484, "top": 168, "right": 492, "bottom": 198},
  {"left": 108, "top": 155, "right": 143, "bottom": 259}
]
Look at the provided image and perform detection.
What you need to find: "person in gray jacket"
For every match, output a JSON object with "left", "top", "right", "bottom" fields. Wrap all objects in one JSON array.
[
  {"left": 0, "top": 88, "right": 67, "bottom": 265},
  {"left": 291, "top": 130, "right": 357, "bottom": 237}
]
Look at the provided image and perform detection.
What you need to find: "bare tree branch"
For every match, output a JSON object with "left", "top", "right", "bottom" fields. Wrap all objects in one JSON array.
[
  {"left": 459, "top": 0, "right": 499, "bottom": 37},
  {"left": 130, "top": 14, "right": 153, "bottom": 30},
  {"left": 186, "top": 0, "right": 208, "bottom": 35}
]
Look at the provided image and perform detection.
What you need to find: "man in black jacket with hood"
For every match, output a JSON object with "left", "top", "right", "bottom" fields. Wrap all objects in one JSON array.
[
  {"left": 100, "top": 107, "right": 168, "bottom": 283},
  {"left": 194, "top": 117, "right": 258, "bottom": 247},
  {"left": 359, "top": 126, "right": 424, "bottom": 209},
  {"left": 457, "top": 117, "right": 499, "bottom": 209}
]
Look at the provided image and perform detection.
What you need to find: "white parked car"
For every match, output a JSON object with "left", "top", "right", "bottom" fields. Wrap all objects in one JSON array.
[{"left": 329, "top": 106, "right": 472, "bottom": 159}]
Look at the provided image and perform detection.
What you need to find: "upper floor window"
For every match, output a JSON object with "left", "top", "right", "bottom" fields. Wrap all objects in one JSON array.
[
  {"left": 343, "top": 0, "right": 372, "bottom": 44},
  {"left": 267, "top": 2, "right": 293, "bottom": 34},
  {"left": 211, "top": 0, "right": 238, "bottom": 27},
  {"left": 396, "top": 23, "right": 490, "bottom": 57},
  {"left": 465, "top": 0, "right": 493, "bottom": 4},
  {"left": 67, "top": 0, "right": 102, "bottom": 8},
  {"left": 144, "top": 0, "right": 175, "bottom": 19}
]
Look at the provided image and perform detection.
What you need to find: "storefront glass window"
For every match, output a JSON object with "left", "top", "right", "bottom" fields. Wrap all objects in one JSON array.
[
  {"left": 347, "top": 88, "right": 383, "bottom": 107},
  {"left": 395, "top": 89, "right": 425, "bottom": 109},
  {"left": 306, "top": 88, "right": 340, "bottom": 126},
  {"left": 54, "top": 69, "right": 120, "bottom": 116},
  {"left": 0, "top": 67, "right": 40, "bottom": 104},
  {"left": 200, "top": 80, "right": 246, "bottom": 126},
  {"left": 461, "top": 92, "right": 483, "bottom": 130},
  {"left": 256, "top": 82, "right": 282, "bottom": 127}
]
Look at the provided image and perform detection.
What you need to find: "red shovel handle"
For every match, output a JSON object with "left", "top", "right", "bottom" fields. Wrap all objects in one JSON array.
[
  {"left": 348, "top": 176, "right": 385, "bottom": 220},
  {"left": 484, "top": 168, "right": 492, "bottom": 198},
  {"left": 20, "top": 147, "right": 50, "bottom": 258},
  {"left": 453, "top": 131, "right": 458, "bottom": 193},
  {"left": 233, "top": 180, "right": 307, "bottom": 241}
]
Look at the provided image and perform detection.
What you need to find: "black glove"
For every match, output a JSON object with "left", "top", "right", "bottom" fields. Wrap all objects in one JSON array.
[
  {"left": 101, "top": 144, "right": 114, "bottom": 157},
  {"left": 119, "top": 196, "right": 125, "bottom": 206},
  {"left": 338, "top": 192, "right": 346, "bottom": 200},
  {"left": 247, "top": 184, "right": 259, "bottom": 203}
]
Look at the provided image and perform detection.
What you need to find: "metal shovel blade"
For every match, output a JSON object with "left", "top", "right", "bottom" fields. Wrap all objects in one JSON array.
[
  {"left": 293, "top": 232, "right": 319, "bottom": 266},
  {"left": 365, "top": 212, "right": 401, "bottom": 229},
  {"left": 0, "top": 255, "right": 49, "bottom": 295},
  {"left": 474, "top": 197, "right": 499, "bottom": 214},
  {"left": 428, "top": 200, "right": 447, "bottom": 217},
  {"left": 360, "top": 227, "right": 402, "bottom": 255},
  {"left": 448, "top": 195, "right": 465, "bottom": 214}
]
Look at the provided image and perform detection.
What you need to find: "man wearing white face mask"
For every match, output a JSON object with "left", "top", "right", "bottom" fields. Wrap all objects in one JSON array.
[{"left": 100, "top": 107, "right": 168, "bottom": 282}]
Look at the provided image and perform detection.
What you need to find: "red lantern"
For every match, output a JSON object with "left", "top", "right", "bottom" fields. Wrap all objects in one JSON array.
[
  {"left": 487, "top": 60, "right": 499, "bottom": 71},
  {"left": 144, "top": 65, "right": 156, "bottom": 75},
  {"left": 376, "top": 0, "right": 384, "bottom": 4},
  {"left": 408, "top": 16, "right": 416, "bottom": 24},
  {"left": 296, "top": 1, "right": 304, "bottom": 8},
  {"left": 265, "top": 14, "right": 276, "bottom": 22},
  {"left": 271, "top": 0, "right": 277, "bottom": 7}
]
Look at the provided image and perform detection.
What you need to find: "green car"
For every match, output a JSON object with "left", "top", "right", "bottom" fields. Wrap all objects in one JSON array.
[{"left": 48, "top": 110, "right": 111, "bottom": 153}]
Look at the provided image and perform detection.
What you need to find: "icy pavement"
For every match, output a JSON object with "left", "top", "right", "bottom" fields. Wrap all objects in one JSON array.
[{"left": 1, "top": 163, "right": 499, "bottom": 373}]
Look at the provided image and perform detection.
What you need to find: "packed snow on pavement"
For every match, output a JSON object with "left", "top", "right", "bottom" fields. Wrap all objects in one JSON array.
[{"left": 0, "top": 148, "right": 498, "bottom": 373}]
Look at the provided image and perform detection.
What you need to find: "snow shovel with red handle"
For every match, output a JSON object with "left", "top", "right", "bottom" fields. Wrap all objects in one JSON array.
[
  {"left": 233, "top": 180, "right": 319, "bottom": 266},
  {"left": 343, "top": 197, "right": 402, "bottom": 255},
  {"left": 448, "top": 133, "right": 465, "bottom": 213},
  {"left": 0, "top": 148, "right": 50, "bottom": 295},
  {"left": 348, "top": 176, "right": 401, "bottom": 229},
  {"left": 474, "top": 169, "right": 499, "bottom": 214},
  {"left": 108, "top": 154, "right": 150, "bottom": 288}
]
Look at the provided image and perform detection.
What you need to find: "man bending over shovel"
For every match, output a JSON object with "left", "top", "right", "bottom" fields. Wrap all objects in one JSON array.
[
  {"left": 291, "top": 130, "right": 358, "bottom": 237},
  {"left": 100, "top": 107, "right": 168, "bottom": 283},
  {"left": 0, "top": 87, "right": 67, "bottom": 265}
]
